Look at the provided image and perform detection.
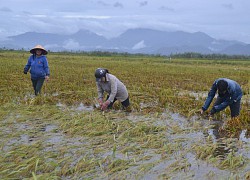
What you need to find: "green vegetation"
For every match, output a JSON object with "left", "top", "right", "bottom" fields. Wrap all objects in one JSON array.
[{"left": 0, "top": 51, "right": 249, "bottom": 179}]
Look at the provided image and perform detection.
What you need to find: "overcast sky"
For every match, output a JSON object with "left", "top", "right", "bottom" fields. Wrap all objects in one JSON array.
[{"left": 0, "top": 0, "right": 250, "bottom": 43}]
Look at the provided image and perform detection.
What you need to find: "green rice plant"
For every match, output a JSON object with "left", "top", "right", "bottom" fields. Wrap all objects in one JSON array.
[
  {"left": 160, "top": 142, "right": 183, "bottom": 158},
  {"left": 106, "top": 159, "right": 131, "bottom": 175},
  {"left": 218, "top": 151, "right": 245, "bottom": 170},
  {"left": 162, "top": 158, "right": 191, "bottom": 175},
  {"left": 193, "top": 140, "right": 247, "bottom": 171}
]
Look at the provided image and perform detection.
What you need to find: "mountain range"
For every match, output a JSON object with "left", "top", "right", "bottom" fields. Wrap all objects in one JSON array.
[{"left": 1, "top": 28, "right": 250, "bottom": 55}]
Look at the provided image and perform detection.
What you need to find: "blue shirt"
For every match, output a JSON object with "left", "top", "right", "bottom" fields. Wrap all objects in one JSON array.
[
  {"left": 24, "top": 55, "right": 50, "bottom": 80},
  {"left": 202, "top": 78, "right": 242, "bottom": 112}
]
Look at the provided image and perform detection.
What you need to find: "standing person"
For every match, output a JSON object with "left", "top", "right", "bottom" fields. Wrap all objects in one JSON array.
[
  {"left": 24, "top": 45, "right": 50, "bottom": 96},
  {"left": 201, "top": 78, "right": 243, "bottom": 118},
  {"left": 95, "top": 68, "right": 130, "bottom": 111}
]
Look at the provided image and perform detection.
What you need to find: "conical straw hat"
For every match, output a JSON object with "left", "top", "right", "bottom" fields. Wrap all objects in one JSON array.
[{"left": 30, "top": 45, "right": 48, "bottom": 55}]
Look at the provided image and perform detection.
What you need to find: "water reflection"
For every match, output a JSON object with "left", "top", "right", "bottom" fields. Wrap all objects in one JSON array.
[
  {"left": 208, "top": 129, "right": 219, "bottom": 142},
  {"left": 206, "top": 121, "right": 237, "bottom": 159},
  {"left": 239, "top": 130, "right": 250, "bottom": 143},
  {"left": 205, "top": 122, "right": 250, "bottom": 160},
  {"left": 206, "top": 120, "right": 223, "bottom": 141}
]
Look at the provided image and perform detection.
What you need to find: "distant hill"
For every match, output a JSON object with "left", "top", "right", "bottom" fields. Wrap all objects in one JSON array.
[{"left": 1, "top": 28, "right": 250, "bottom": 55}]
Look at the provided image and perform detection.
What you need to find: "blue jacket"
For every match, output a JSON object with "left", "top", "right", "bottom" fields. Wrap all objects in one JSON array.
[
  {"left": 202, "top": 78, "right": 242, "bottom": 112},
  {"left": 24, "top": 55, "right": 50, "bottom": 80}
]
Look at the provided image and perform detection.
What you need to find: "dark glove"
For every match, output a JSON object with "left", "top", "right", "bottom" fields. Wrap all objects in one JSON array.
[
  {"left": 209, "top": 107, "right": 216, "bottom": 115},
  {"left": 23, "top": 70, "right": 27, "bottom": 74}
]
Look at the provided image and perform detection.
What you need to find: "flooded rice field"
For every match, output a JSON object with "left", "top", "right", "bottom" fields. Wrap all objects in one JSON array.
[
  {"left": 1, "top": 52, "right": 250, "bottom": 179},
  {"left": 1, "top": 101, "right": 249, "bottom": 179}
]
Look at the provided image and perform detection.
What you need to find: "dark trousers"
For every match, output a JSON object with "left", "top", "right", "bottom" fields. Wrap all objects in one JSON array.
[
  {"left": 31, "top": 78, "right": 45, "bottom": 96},
  {"left": 214, "top": 97, "right": 241, "bottom": 117},
  {"left": 107, "top": 96, "right": 130, "bottom": 109}
]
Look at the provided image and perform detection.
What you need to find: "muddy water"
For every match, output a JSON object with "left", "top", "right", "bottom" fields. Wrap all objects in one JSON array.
[
  {"left": 89, "top": 105, "right": 250, "bottom": 179},
  {"left": 56, "top": 102, "right": 94, "bottom": 112},
  {"left": 178, "top": 90, "right": 208, "bottom": 100},
  {"left": 123, "top": 109, "right": 250, "bottom": 179},
  {"left": 2, "top": 102, "right": 250, "bottom": 179}
]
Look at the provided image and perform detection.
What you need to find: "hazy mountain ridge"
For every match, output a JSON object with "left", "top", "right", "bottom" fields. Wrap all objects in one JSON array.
[{"left": 1, "top": 28, "right": 250, "bottom": 55}]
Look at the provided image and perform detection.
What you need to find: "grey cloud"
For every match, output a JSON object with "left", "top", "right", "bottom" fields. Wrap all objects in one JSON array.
[
  {"left": 114, "top": 2, "right": 123, "bottom": 8},
  {"left": 221, "top": 3, "right": 233, "bottom": 10},
  {"left": 159, "top": 6, "right": 174, "bottom": 12},
  {"left": 0, "top": 7, "right": 12, "bottom": 12},
  {"left": 139, "top": 1, "right": 148, "bottom": 7},
  {"left": 63, "top": 39, "right": 81, "bottom": 50},
  {"left": 22, "top": 11, "right": 32, "bottom": 15},
  {"left": 97, "top": 1, "right": 110, "bottom": 6},
  {"left": 0, "top": 0, "right": 250, "bottom": 44},
  {"left": 132, "top": 40, "right": 146, "bottom": 50}
]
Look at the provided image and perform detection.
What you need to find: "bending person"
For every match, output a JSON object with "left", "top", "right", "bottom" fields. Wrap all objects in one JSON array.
[
  {"left": 95, "top": 68, "right": 130, "bottom": 111},
  {"left": 201, "top": 78, "right": 242, "bottom": 118}
]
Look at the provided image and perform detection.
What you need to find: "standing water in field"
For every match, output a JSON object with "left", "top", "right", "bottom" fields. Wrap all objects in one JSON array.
[{"left": 239, "top": 130, "right": 250, "bottom": 143}]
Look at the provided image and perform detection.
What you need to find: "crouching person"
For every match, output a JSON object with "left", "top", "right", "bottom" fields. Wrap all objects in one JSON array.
[
  {"left": 201, "top": 78, "right": 243, "bottom": 118},
  {"left": 95, "top": 68, "right": 131, "bottom": 112}
]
